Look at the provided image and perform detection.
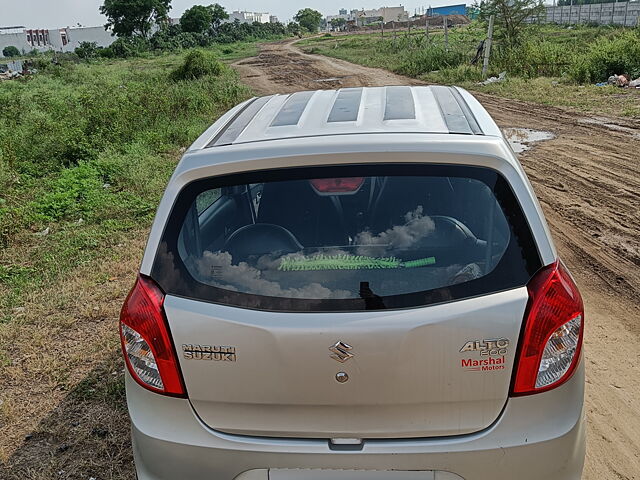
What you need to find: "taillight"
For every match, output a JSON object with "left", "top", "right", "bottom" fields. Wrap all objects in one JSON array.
[
  {"left": 309, "top": 177, "right": 364, "bottom": 194},
  {"left": 511, "top": 261, "right": 584, "bottom": 396},
  {"left": 119, "top": 275, "right": 186, "bottom": 397}
]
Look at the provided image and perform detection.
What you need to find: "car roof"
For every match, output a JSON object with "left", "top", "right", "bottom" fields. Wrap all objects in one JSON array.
[{"left": 192, "top": 86, "right": 502, "bottom": 150}]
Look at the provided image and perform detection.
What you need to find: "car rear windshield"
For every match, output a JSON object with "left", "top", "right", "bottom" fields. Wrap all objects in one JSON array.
[{"left": 152, "top": 164, "right": 541, "bottom": 312}]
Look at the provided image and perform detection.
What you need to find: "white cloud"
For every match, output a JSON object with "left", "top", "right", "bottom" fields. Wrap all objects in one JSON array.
[
  {"left": 355, "top": 206, "right": 436, "bottom": 257},
  {"left": 192, "top": 250, "right": 352, "bottom": 299}
]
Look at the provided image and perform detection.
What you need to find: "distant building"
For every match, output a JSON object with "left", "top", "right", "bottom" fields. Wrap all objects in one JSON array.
[
  {"left": 326, "top": 7, "right": 355, "bottom": 30},
  {"left": 269, "top": 15, "right": 279, "bottom": 23},
  {"left": 427, "top": 4, "right": 468, "bottom": 17},
  {"left": 325, "top": 6, "right": 409, "bottom": 29},
  {"left": 353, "top": 6, "right": 409, "bottom": 26},
  {"left": 228, "top": 11, "right": 271, "bottom": 24},
  {"left": 0, "top": 24, "right": 114, "bottom": 57},
  {"left": 326, "top": 14, "right": 351, "bottom": 22}
]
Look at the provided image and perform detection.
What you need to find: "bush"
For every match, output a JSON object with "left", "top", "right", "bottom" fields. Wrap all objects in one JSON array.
[
  {"left": 214, "top": 20, "right": 288, "bottom": 44},
  {"left": 28, "top": 56, "right": 53, "bottom": 71},
  {"left": 423, "top": 64, "right": 485, "bottom": 84},
  {"left": 150, "top": 27, "right": 210, "bottom": 51},
  {"left": 0, "top": 47, "right": 251, "bottom": 259},
  {"left": 32, "top": 163, "right": 106, "bottom": 221},
  {"left": 174, "top": 32, "right": 210, "bottom": 49},
  {"left": 107, "top": 36, "right": 150, "bottom": 58},
  {"left": 146, "top": 19, "right": 288, "bottom": 51},
  {"left": 396, "top": 44, "right": 465, "bottom": 77},
  {"left": 170, "top": 50, "right": 225, "bottom": 80},
  {"left": 75, "top": 41, "right": 99, "bottom": 59},
  {"left": 569, "top": 30, "right": 640, "bottom": 83},
  {"left": 493, "top": 40, "right": 572, "bottom": 78},
  {"left": 97, "top": 47, "right": 115, "bottom": 59},
  {"left": 2, "top": 46, "right": 20, "bottom": 58}
]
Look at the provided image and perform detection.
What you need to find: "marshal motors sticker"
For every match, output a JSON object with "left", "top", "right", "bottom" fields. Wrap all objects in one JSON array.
[{"left": 460, "top": 338, "right": 509, "bottom": 372}]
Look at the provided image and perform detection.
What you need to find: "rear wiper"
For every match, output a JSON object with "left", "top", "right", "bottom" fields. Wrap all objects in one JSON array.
[{"left": 359, "top": 281, "right": 386, "bottom": 310}]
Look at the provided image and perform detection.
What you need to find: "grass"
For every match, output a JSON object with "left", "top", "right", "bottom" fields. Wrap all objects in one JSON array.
[
  {"left": 195, "top": 40, "right": 263, "bottom": 62},
  {"left": 0, "top": 43, "right": 256, "bottom": 477},
  {"left": 471, "top": 76, "right": 640, "bottom": 118},
  {"left": 300, "top": 24, "right": 640, "bottom": 118},
  {"left": 0, "top": 49, "right": 252, "bottom": 318}
]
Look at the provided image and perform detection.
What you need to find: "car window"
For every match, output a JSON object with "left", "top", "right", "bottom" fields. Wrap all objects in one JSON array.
[
  {"left": 195, "top": 188, "right": 221, "bottom": 215},
  {"left": 152, "top": 164, "right": 541, "bottom": 311}
]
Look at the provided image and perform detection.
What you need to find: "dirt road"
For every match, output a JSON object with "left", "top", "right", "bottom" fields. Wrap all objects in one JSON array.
[{"left": 235, "top": 40, "right": 640, "bottom": 480}]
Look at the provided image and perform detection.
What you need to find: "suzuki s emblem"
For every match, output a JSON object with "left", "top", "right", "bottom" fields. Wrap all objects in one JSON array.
[{"left": 329, "top": 341, "right": 354, "bottom": 363}]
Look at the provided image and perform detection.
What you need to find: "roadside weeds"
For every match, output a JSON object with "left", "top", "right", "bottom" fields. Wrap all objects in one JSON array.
[{"left": 0, "top": 233, "right": 145, "bottom": 479}]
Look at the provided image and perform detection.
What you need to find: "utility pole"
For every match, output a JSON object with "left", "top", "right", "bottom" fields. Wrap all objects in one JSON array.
[
  {"left": 425, "top": 16, "right": 429, "bottom": 43},
  {"left": 393, "top": 21, "right": 397, "bottom": 48},
  {"left": 443, "top": 15, "right": 449, "bottom": 51},
  {"left": 482, "top": 15, "right": 495, "bottom": 78}
]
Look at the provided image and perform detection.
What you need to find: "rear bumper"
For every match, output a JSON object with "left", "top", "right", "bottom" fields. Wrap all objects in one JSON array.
[{"left": 128, "top": 361, "right": 585, "bottom": 480}]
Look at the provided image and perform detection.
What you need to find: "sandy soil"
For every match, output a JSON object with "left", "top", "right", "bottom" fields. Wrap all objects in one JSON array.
[{"left": 234, "top": 39, "right": 640, "bottom": 480}]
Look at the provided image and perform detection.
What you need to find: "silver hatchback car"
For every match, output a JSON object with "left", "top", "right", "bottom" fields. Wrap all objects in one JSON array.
[{"left": 120, "top": 86, "right": 585, "bottom": 480}]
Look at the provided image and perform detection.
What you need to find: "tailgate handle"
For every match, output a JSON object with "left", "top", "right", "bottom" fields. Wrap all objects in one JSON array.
[{"left": 329, "top": 438, "right": 364, "bottom": 451}]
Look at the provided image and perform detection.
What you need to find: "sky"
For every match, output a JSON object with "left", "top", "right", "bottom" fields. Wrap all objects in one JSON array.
[{"left": 0, "top": 0, "right": 469, "bottom": 29}]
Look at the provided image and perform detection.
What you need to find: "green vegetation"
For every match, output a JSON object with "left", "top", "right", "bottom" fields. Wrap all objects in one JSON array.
[
  {"left": 170, "top": 49, "right": 225, "bottom": 80},
  {"left": 82, "top": 1, "right": 295, "bottom": 59},
  {"left": 299, "top": 23, "right": 640, "bottom": 117},
  {"left": 75, "top": 41, "right": 100, "bottom": 59},
  {"left": 69, "top": 21, "right": 290, "bottom": 59},
  {"left": 2, "top": 46, "right": 20, "bottom": 58},
  {"left": 330, "top": 18, "right": 347, "bottom": 30},
  {"left": 0, "top": 48, "right": 253, "bottom": 317},
  {"left": 570, "top": 30, "right": 640, "bottom": 83},
  {"left": 180, "top": 3, "right": 229, "bottom": 34},
  {"left": 294, "top": 8, "right": 324, "bottom": 33},
  {"left": 100, "top": 0, "right": 172, "bottom": 38},
  {"left": 474, "top": 0, "right": 545, "bottom": 47}
]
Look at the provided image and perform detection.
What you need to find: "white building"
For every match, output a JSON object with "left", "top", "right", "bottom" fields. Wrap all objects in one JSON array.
[
  {"left": 227, "top": 11, "right": 271, "bottom": 24},
  {"left": 325, "top": 6, "right": 409, "bottom": 29},
  {"left": 0, "top": 25, "right": 115, "bottom": 57},
  {"left": 354, "top": 6, "right": 409, "bottom": 25}
]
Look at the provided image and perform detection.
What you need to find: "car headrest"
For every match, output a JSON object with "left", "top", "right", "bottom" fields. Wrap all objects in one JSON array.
[{"left": 222, "top": 223, "right": 303, "bottom": 264}]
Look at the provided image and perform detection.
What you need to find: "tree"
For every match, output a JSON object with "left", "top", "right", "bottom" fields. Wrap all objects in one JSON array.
[
  {"left": 286, "top": 21, "right": 302, "bottom": 37},
  {"left": 100, "top": 0, "right": 172, "bottom": 38},
  {"left": 181, "top": 5, "right": 214, "bottom": 33},
  {"left": 2, "top": 46, "right": 20, "bottom": 58},
  {"left": 475, "top": 0, "right": 545, "bottom": 47},
  {"left": 180, "top": 4, "right": 228, "bottom": 33},
  {"left": 210, "top": 3, "right": 229, "bottom": 29},
  {"left": 330, "top": 18, "right": 347, "bottom": 30},
  {"left": 294, "top": 8, "right": 323, "bottom": 33}
]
